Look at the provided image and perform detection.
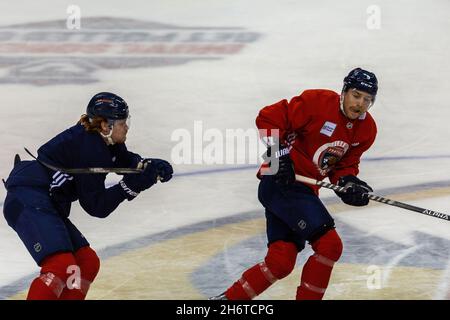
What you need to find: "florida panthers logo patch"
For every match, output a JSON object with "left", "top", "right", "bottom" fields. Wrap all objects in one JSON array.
[{"left": 313, "top": 141, "right": 349, "bottom": 176}]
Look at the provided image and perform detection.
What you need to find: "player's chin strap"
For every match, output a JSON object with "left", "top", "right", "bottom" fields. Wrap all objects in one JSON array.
[
  {"left": 339, "top": 90, "right": 346, "bottom": 116},
  {"left": 100, "top": 122, "right": 115, "bottom": 145}
]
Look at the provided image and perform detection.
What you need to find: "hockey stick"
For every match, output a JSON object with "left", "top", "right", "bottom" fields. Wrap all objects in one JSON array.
[
  {"left": 24, "top": 148, "right": 143, "bottom": 174},
  {"left": 295, "top": 174, "right": 450, "bottom": 222}
]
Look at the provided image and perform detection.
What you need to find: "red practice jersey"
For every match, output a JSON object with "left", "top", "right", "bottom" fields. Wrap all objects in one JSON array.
[{"left": 256, "top": 89, "right": 377, "bottom": 194}]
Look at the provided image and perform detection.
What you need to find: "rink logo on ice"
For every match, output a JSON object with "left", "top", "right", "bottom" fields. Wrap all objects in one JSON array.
[
  {"left": 171, "top": 120, "right": 278, "bottom": 168},
  {"left": 0, "top": 17, "right": 261, "bottom": 85}
]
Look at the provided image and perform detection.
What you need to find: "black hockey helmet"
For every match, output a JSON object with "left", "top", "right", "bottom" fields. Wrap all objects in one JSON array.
[
  {"left": 343, "top": 68, "right": 378, "bottom": 96},
  {"left": 86, "top": 92, "right": 129, "bottom": 121}
]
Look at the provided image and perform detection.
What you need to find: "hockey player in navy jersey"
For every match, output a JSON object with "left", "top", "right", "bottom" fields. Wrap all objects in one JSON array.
[{"left": 2, "top": 92, "right": 173, "bottom": 300}]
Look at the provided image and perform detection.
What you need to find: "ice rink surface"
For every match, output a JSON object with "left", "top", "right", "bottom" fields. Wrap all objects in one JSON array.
[{"left": 0, "top": 0, "right": 449, "bottom": 299}]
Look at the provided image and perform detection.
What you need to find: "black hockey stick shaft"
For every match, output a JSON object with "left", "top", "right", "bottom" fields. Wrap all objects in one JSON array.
[
  {"left": 24, "top": 148, "right": 143, "bottom": 174},
  {"left": 295, "top": 174, "right": 450, "bottom": 222}
]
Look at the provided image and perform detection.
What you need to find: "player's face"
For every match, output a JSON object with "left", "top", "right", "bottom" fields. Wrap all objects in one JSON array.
[
  {"left": 343, "top": 88, "right": 374, "bottom": 120},
  {"left": 111, "top": 118, "right": 129, "bottom": 143}
]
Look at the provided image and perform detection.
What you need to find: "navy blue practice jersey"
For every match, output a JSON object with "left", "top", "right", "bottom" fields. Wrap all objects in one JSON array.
[{"left": 6, "top": 123, "right": 141, "bottom": 218}]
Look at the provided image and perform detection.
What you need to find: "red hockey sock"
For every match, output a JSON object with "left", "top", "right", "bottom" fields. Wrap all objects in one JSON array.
[
  {"left": 27, "top": 252, "right": 77, "bottom": 300},
  {"left": 27, "top": 277, "right": 62, "bottom": 300},
  {"left": 59, "top": 246, "right": 100, "bottom": 300},
  {"left": 226, "top": 263, "right": 271, "bottom": 300},
  {"left": 226, "top": 241, "right": 298, "bottom": 300},
  {"left": 296, "top": 229, "right": 343, "bottom": 300}
]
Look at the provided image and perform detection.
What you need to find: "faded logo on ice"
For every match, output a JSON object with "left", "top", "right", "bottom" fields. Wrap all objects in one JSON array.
[{"left": 0, "top": 17, "right": 261, "bottom": 85}]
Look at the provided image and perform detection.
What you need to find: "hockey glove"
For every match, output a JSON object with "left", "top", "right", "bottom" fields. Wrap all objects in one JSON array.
[
  {"left": 146, "top": 158, "right": 173, "bottom": 183},
  {"left": 335, "top": 175, "right": 373, "bottom": 206},
  {"left": 120, "top": 164, "right": 159, "bottom": 200},
  {"left": 268, "top": 143, "right": 295, "bottom": 186}
]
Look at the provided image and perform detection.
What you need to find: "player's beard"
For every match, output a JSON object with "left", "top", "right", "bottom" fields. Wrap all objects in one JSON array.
[{"left": 347, "top": 107, "right": 363, "bottom": 119}]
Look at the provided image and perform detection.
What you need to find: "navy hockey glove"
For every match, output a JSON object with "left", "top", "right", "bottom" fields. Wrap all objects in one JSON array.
[
  {"left": 268, "top": 143, "right": 295, "bottom": 186},
  {"left": 146, "top": 158, "right": 173, "bottom": 183},
  {"left": 335, "top": 175, "right": 373, "bottom": 206},
  {"left": 120, "top": 164, "right": 158, "bottom": 199}
]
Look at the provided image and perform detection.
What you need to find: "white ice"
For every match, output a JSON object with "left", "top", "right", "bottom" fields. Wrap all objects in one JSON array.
[{"left": 0, "top": 0, "right": 449, "bottom": 299}]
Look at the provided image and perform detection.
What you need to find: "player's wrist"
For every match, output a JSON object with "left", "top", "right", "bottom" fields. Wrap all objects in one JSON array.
[{"left": 119, "top": 180, "right": 139, "bottom": 200}]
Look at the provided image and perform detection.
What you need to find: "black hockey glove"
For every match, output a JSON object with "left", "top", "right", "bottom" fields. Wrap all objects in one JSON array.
[
  {"left": 120, "top": 163, "right": 159, "bottom": 200},
  {"left": 335, "top": 175, "right": 373, "bottom": 206},
  {"left": 146, "top": 158, "right": 173, "bottom": 183},
  {"left": 268, "top": 143, "right": 295, "bottom": 186}
]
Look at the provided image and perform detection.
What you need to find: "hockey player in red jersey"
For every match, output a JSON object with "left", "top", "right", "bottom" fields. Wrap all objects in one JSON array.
[{"left": 211, "top": 67, "right": 378, "bottom": 300}]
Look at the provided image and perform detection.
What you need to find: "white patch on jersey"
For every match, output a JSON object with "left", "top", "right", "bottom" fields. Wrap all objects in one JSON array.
[
  {"left": 320, "top": 121, "right": 337, "bottom": 137},
  {"left": 351, "top": 142, "right": 360, "bottom": 147}
]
